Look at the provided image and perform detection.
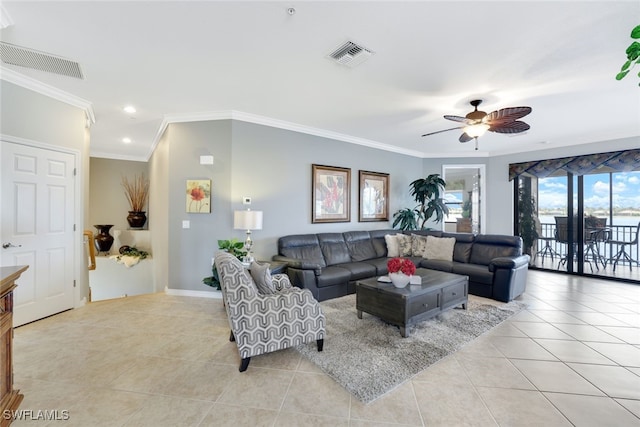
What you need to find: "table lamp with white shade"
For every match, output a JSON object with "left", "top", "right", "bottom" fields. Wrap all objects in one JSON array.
[{"left": 233, "top": 209, "right": 263, "bottom": 263}]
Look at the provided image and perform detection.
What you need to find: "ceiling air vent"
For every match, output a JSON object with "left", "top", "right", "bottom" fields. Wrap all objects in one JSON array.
[
  {"left": 327, "top": 40, "right": 374, "bottom": 68},
  {"left": 0, "top": 42, "right": 84, "bottom": 79}
]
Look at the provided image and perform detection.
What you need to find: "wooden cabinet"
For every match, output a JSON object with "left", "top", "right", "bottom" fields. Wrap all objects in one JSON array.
[{"left": 0, "top": 266, "right": 26, "bottom": 426}]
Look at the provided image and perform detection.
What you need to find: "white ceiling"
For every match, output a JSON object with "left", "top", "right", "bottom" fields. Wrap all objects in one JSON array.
[{"left": 1, "top": 1, "right": 639, "bottom": 161}]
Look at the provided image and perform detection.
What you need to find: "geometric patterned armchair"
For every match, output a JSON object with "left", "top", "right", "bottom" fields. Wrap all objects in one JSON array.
[{"left": 214, "top": 252, "right": 325, "bottom": 372}]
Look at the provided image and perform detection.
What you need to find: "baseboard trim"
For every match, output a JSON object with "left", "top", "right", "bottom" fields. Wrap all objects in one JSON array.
[{"left": 164, "top": 287, "right": 222, "bottom": 299}]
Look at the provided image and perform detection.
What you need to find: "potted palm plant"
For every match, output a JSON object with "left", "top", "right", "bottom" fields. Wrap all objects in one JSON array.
[
  {"left": 122, "top": 173, "right": 149, "bottom": 229},
  {"left": 393, "top": 174, "right": 449, "bottom": 230}
]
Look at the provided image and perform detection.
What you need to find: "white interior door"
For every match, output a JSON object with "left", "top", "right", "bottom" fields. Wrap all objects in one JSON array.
[{"left": 1, "top": 141, "right": 76, "bottom": 326}]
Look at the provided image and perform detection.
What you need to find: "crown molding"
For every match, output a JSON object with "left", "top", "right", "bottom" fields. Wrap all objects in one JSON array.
[
  {"left": 0, "top": 5, "right": 13, "bottom": 29},
  {"left": 147, "top": 109, "right": 425, "bottom": 160},
  {"left": 0, "top": 66, "right": 95, "bottom": 124}
]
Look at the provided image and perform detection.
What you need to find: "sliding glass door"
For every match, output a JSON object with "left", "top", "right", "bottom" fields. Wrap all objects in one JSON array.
[{"left": 511, "top": 149, "right": 639, "bottom": 284}]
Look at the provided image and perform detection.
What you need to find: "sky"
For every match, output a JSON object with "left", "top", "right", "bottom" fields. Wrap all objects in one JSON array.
[{"left": 538, "top": 171, "right": 640, "bottom": 210}]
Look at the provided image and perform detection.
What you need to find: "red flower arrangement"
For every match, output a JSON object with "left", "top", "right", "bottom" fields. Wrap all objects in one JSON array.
[{"left": 387, "top": 257, "right": 416, "bottom": 276}]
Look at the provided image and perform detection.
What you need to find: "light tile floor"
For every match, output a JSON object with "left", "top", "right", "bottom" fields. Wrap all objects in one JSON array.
[{"left": 11, "top": 270, "right": 640, "bottom": 426}]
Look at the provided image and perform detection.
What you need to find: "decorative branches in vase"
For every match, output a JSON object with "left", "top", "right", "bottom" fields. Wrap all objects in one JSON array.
[{"left": 121, "top": 173, "right": 149, "bottom": 229}]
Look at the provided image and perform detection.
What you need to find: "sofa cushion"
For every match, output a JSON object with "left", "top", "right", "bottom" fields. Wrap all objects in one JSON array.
[
  {"left": 318, "top": 233, "right": 351, "bottom": 266},
  {"left": 411, "top": 234, "right": 429, "bottom": 257},
  {"left": 470, "top": 235, "right": 522, "bottom": 265},
  {"left": 424, "top": 236, "right": 455, "bottom": 261},
  {"left": 396, "top": 234, "right": 413, "bottom": 256},
  {"left": 336, "top": 262, "right": 377, "bottom": 280},
  {"left": 249, "top": 261, "right": 275, "bottom": 294},
  {"left": 369, "top": 229, "right": 395, "bottom": 257},
  {"left": 278, "top": 234, "right": 327, "bottom": 268},
  {"left": 344, "top": 231, "right": 378, "bottom": 262},
  {"left": 384, "top": 234, "right": 400, "bottom": 257},
  {"left": 316, "top": 266, "right": 352, "bottom": 288},
  {"left": 410, "top": 230, "right": 443, "bottom": 238},
  {"left": 361, "top": 257, "right": 389, "bottom": 275},
  {"left": 452, "top": 263, "right": 494, "bottom": 285},
  {"left": 420, "top": 259, "right": 454, "bottom": 272},
  {"left": 443, "top": 232, "right": 475, "bottom": 263}
]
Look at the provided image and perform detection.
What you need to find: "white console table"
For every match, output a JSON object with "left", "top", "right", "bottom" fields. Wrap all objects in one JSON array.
[{"left": 89, "top": 229, "right": 154, "bottom": 301}]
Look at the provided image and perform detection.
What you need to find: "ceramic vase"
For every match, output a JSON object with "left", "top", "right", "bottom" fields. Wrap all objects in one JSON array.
[
  {"left": 389, "top": 272, "right": 410, "bottom": 288},
  {"left": 127, "top": 211, "right": 147, "bottom": 229},
  {"left": 94, "top": 224, "right": 114, "bottom": 253}
]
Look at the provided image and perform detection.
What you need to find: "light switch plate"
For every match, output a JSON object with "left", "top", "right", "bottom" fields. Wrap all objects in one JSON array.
[
  {"left": 182, "top": 220, "right": 190, "bottom": 229},
  {"left": 242, "top": 196, "right": 251, "bottom": 205}
]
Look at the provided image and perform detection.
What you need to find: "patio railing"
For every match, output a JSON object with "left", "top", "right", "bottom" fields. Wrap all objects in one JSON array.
[{"left": 535, "top": 222, "right": 639, "bottom": 270}]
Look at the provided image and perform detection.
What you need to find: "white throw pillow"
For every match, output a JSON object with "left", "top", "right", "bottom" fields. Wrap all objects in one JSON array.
[
  {"left": 384, "top": 234, "right": 400, "bottom": 257},
  {"left": 424, "top": 236, "right": 456, "bottom": 261}
]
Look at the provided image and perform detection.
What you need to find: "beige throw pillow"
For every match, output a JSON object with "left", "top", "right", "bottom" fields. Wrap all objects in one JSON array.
[
  {"left": 424, "top": 236, "right": 455, "bottom": 261},
  {"left": 384, "top": 234, "right": 400, "bottom": 257},
  {"left": 411, "top": 234, "right": 429, "bottom": 257},
  {"left": 396, "top": 234, "right": 413, "bottom": 257}
]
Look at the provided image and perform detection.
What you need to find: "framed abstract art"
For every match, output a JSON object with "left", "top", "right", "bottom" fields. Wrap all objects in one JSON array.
[
  {"left": 358, "top": 170, "right": 389, "bottom": 222},
  {"left": 312, "top": 164, "right": 351, "bottom": 223}
]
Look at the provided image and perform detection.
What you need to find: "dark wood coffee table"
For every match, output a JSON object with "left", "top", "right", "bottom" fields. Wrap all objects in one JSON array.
[{"left": 356, "top": 268, "right": 468, "bottom": 337}]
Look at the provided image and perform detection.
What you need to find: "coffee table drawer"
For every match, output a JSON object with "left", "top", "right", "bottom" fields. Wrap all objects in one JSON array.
[
  {"left": 442, "top": 281, "right": 467, "bottom": 308},
  {"left": 407, "top": 290, "right": 440, "bottom": 318}
]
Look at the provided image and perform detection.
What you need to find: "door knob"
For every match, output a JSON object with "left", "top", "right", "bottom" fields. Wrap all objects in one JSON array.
[{"left": 2, "top": 243, "right": 22, "bottom": 249}]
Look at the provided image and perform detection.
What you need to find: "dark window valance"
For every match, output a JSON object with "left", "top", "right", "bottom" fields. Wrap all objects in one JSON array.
[{"left": 509, "top": 149, "right": 640, "bottom": 181}]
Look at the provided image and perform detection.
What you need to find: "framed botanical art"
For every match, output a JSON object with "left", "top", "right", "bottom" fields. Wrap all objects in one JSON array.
[
  {"left": 359, "top": 170, "right": 389, "bottom": 222},
  {"left": 312, "top": 164, "right": 351, "bottom": 223},
  {"left": 186, "top": 179, "right": 211, "bottom": 213}
]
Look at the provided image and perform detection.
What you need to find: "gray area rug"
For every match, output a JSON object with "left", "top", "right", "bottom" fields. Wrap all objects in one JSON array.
[{"left": 296, "top": 294, "right": 526, "bottom": 404}]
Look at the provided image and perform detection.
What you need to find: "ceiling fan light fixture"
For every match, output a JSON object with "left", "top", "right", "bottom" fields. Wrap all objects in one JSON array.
[{"left": 464, "top": 123, "right": 489, "bottom": 138}]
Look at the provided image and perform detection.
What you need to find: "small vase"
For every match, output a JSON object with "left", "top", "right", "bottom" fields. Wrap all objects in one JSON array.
[
  {"left": 389, "top": 272, "right": 410, "bottom": 288},
  {"left": 127, "top": 211, "right": 147, "bottom": 229},
  {"left": 94, "top": 224, "right": 114, "bottom": 253}
]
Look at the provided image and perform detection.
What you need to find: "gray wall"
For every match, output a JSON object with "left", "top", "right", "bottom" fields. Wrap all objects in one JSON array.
[
  {"left": 116, "top": 117, "right": 639, "bottom": 293},
  {"left": 152, "top": 119, "right": 422, "bottom": 291},
  {"left": 0, "top": 80, "right": 91, "bottom": 301}
]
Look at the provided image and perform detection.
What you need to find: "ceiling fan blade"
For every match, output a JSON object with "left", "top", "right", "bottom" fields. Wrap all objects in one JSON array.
[
  {"left": 489, "top": 121, "right": 530, "bottom": 134},
  {"left": 459, "top": 132, "right": 473, "bottom": 143},
  {"left": 486, "top": 107, "right": 532, "bottom": 125},
  {"left": 444, "top": 115, "right": 472, "bottom": 124},
  {"left": 421, "top": 126, "right": 463, "bottom": 137}
]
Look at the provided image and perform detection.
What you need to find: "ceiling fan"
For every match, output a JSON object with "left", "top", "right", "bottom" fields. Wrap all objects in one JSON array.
[{"left": 422, "top": 100, "right": 532, "bottom": 150}]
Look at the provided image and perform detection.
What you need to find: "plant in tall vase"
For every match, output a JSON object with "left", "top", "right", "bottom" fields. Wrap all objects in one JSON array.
[
  {"left": 122, "top": 173, "right": 149, "bottom": 229},
  {"left": 392, "top": 174, "right": 449, "bottom": 230}
]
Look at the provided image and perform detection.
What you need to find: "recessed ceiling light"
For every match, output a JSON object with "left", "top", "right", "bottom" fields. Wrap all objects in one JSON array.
[
  {"left": 123, "top": 105, "right": 136, "bottom": 114},
  {"left": 122, "top": 137, "right": 132, "bottom": 144}
]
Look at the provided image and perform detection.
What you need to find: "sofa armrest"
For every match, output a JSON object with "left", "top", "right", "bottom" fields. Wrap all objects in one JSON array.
[
  {"left": 272, "top": 255, "right": 323, "bottom": 275},
  {"left": 489, "top": 255, "right": 530, "bottom": 272}
]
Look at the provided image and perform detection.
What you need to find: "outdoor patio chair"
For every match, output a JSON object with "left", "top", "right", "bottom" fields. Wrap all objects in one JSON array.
[{"left": 608, "top": 222, "right": 640, "bottom": 272}]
